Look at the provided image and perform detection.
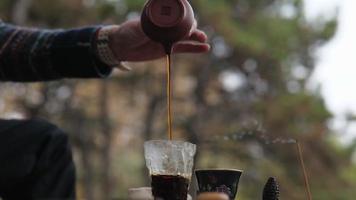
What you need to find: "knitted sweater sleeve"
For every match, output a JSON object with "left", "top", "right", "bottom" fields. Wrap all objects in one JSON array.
[{"left": 0, "top": 22, "right": 113, "bottom": 82}]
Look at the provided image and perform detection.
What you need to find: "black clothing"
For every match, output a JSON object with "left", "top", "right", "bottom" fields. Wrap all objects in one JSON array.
[
  {"left": 0, "top": 119, "right": 75, "bottom": 199},
  {"left": 0, "top": 22, "right": 112, "bottom": 82}
]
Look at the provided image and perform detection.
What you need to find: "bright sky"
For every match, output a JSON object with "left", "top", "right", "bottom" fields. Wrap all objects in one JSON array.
[{"left": 305, "top": 0, "right": 356, "bottom": 143}]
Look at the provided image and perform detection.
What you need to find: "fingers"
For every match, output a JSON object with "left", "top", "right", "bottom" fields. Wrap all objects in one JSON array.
[
  {"left": 188, "top": 30, "right": 208, "bottom": 43},
  {"left": 191, "top": 20, "right": 198, "bottom": 33},
  {"left": 175, "top": 28, "right": 210, "bottom": 54},
  {"left": 173, "top": 41, "right": 211, "bottom": 54}
]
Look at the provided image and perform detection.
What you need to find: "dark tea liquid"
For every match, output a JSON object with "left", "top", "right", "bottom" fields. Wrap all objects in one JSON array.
[{"left": 151, "top": 174, "right": 189, "bottom": 200}]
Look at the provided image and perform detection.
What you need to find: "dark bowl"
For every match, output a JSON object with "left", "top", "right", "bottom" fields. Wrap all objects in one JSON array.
[{"left": 195, "top": 169, "right": 243, "bottom": 200}]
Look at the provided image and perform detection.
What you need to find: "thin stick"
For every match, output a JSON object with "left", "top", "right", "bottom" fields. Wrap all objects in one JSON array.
[
  {"left": 296, "top": 140, "right": 312, "bottom": 200},
  {"left": 166, "top": 54, "right": 173, "bottom": 140}
]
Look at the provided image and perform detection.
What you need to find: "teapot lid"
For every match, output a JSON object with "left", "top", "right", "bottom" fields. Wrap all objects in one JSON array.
[{"left": 147, "top": 0, "right": 185, "bottom": 27}]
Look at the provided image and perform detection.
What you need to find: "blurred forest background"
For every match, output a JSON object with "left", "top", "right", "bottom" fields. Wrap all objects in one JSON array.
[{"left": 1, "top": 0, "right": 356, "bottom": 199}]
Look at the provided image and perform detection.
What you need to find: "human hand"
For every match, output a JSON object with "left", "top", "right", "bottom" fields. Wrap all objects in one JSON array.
[{"left": 108, "top": 19, "right": 210, "bottom": 62}]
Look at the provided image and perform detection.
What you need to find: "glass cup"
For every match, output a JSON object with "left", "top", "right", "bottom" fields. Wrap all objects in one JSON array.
[
  {"left": 195, "top": 169, "right": 243, "bottom": 200},
  {"left": 144, "top": 140, "right": 196, "bottom": 200}
]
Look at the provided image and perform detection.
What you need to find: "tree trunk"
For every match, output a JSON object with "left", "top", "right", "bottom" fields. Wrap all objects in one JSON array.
[
  {"left": 61, "top": 83, "right": 96, "bottom": 200},
  {"left": 76, "top": 115, "right": 95, "bottom": 200},
  {"left": 142, "top": 95, "right": 162, "bottom": 185},
  {"left": 12, "top": 0, "right": 32, "bottom": 24},
  {"left": 99, "top": 80, "right": 113, "bottom": 199}
]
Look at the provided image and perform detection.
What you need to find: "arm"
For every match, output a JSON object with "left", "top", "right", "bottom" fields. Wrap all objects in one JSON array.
[
  {"left": 0, "top": 19, "right": 209, "bottom": 82},
  {"left": 0, "top": 22, "right": 112, "bottom": 82}
]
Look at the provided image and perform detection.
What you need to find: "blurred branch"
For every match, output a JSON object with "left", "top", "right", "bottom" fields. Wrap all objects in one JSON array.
[
  {"left": 12, "top": 0, "right": 32, "bottom": 24},
  {"left": 99, "top": 80, "right": 113, "bottom": 199}
]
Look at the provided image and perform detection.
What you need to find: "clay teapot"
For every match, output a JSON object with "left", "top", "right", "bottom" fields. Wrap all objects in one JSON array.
[{"left": 141, "top": 0, "right": 195, "bottom": 53}]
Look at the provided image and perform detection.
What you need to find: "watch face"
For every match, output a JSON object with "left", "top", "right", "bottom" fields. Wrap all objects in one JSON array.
[{"left": 148, "top": 0, "right": 184, "bottom": 27}]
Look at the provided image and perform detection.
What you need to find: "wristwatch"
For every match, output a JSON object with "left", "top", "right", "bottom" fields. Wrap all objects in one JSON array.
[{"left": 96, "top": 25, "right": 131, "bottom": 71}]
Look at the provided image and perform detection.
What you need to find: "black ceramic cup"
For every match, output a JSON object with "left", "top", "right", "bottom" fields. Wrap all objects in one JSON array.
[{"left": 195, "top": 169, "right": 243, "bottom": 200}]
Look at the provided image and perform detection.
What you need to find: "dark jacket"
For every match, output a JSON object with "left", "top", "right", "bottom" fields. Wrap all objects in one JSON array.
[{"left": 0, "top": 22, "right": 113, "bottom": 82}]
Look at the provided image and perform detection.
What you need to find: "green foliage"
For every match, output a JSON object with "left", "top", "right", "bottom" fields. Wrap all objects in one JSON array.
[
  {"left": 96, "top": 2, "right": 116, "bottom": 20},
  {"left": 123, "top": 0, "right": 146, "bottom": 11},
  {"left": 0, "top": 0, "right": 15, "bottom": 19}
]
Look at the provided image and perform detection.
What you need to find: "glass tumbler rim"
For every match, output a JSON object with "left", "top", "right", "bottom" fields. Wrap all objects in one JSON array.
[
  {"left": 195, "top": 168, "right": 244, "bottom": 173},
  {"left": 144, "top": 139, "right": 196, "bottom": 146}
]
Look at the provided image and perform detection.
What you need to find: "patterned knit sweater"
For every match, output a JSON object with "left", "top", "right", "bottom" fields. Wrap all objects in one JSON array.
[{"left": 0, "top": 21, "right": 113, "bottom": 82}]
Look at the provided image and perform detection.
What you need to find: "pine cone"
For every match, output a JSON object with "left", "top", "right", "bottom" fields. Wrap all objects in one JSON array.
[{"left": 263, "top": 177, "right": 280, "bottom": 200}]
